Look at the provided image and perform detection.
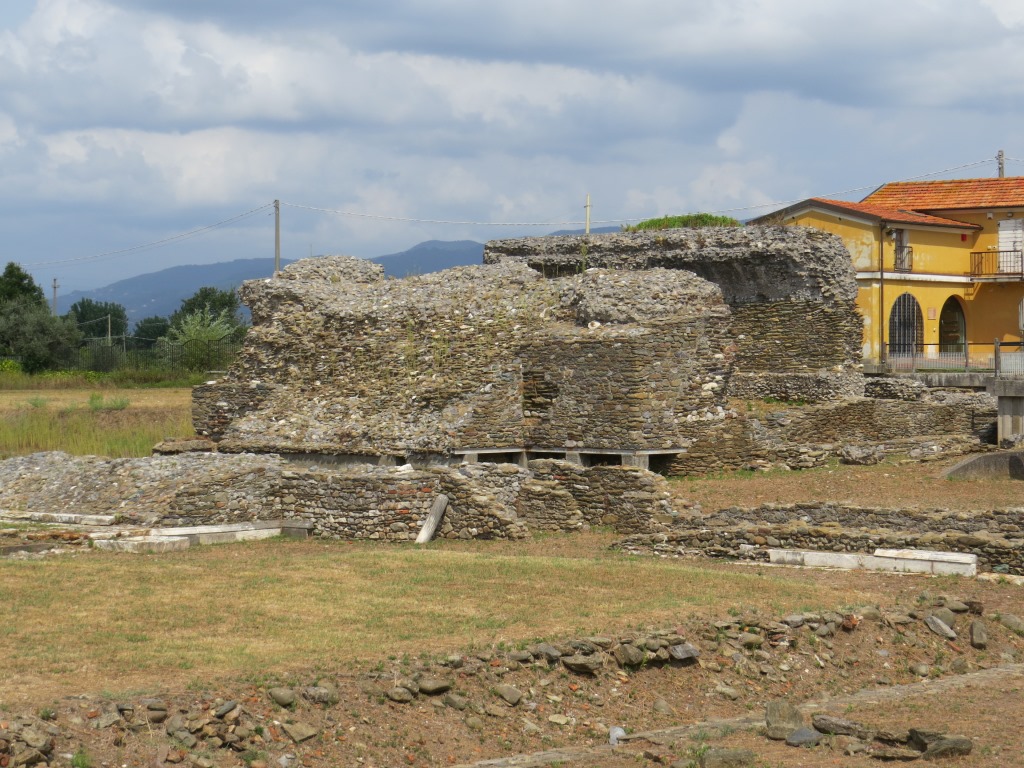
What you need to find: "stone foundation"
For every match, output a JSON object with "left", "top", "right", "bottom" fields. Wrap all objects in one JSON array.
[
  {"left": 618, "top": 501, "right": 1024, "bottom": 574},
  {"left": 0, "top": 453, "right": 676, "bottom": 540}
]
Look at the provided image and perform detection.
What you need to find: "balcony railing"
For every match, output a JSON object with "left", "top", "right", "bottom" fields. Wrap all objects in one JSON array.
[
  {"left": 893, "top": 245, "right": 913, "bottom": 273},
  {"left": 970, "top": 249, "right": 1024, "bottom": 278}
]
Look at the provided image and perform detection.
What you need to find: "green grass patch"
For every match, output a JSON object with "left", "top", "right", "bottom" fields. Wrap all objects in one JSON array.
[
  {"left": 0, "top": 369, "right": 208, "bottom": 390},
  {"left": 0, "top": 402, "right": 192, "bottom": 457},
  {"left": 87, "top": 392, "right": 130, "bottom": 411},
  {"left": 622, "top": 213, "right": 741, "bottom": 231}
]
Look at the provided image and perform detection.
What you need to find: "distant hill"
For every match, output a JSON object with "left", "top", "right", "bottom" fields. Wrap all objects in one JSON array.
[
  {"left": 372, "top": 239, "right": 482, "bottom": 277},
  {"left": 58, "top": 240, "right": 486, "bottom": 326},
  {"left": 58, "top": 258, "right": 293, "bottom": 326}
]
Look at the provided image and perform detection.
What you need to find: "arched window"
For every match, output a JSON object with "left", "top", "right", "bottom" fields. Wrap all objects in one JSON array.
[
  {"left": 938, "top": 297, "right": 966, "bottom": 354},
  {"left": 888, "top": 293, "right": 923, "bottom": 356}
]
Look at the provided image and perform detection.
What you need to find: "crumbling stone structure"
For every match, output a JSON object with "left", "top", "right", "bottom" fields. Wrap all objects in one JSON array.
[
  {"left": 617, "top": 501, "right": 1024, "bottom": 574},
  {"left": 484, "top": 226, "right": 865, "bottom": 403},
  {"left": 0, "top": 452, "right": 675, "bottom": 539},
  {"left": 195, "top": 227, "right": 865, "bottom": 469}
]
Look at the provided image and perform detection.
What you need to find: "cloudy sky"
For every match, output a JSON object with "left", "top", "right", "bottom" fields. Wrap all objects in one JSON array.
[{"left": 2, "top": 0, "right": 1023, "bottom": 291}]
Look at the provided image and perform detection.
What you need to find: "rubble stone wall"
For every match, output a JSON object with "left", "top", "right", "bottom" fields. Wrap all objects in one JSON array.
[
  {"left": 483, "top": 227, "right": 857, "bottom": 304},
  {"left": 484, "top": 227, "right": 864, "bottom": 404},
  {"left": 521, "top": 461, "right": 676, "bottom": 534},
  {"left": 520, "top": 313, "right": 734, "bottom": 450},
  {"left": 196, "top": 226, "right": 868, "bottom": 455},
  {"left": 666, "top": 394, "right": 996, "bottom": 476},
  {"left": 196, "top": 257, "right": 738, "bottom": 455},
  {"left": 619, "top": 500, "right": 1024, "bottom": 574},
  {"left": 0, "top": 453, "right": 674, "bottom": 539}
]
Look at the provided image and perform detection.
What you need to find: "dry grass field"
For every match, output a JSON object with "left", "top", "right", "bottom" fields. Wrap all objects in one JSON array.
[
  {"left": 2, "top": 390, "right": 1024, "bottom": 766},
  {"left": 0, "top": 387, "right": 194, "bottom": 457},
  {"left": 0, "top": 534, "right": 879, "bottom": 704},
  {"left": 1, "top": 533, "right": 1022, "bottom": 767}
]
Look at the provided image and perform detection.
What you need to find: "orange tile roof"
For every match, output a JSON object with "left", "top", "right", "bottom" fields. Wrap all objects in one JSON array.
[
  {"left": 863, "top": 177, "right": 1024, "bottom": 211},
  {"left": 802, "top": 198, "right": 979, "bottom": 229}
]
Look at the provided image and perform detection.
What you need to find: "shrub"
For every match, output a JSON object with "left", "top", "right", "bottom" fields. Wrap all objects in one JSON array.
[{"left": 622, "top": 213, "right": 741, "bottom": 231}]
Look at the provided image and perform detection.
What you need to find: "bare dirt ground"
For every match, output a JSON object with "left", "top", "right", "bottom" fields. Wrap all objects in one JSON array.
[{"left": 2, "top": 455, "right": 1023, "bottom": 768}]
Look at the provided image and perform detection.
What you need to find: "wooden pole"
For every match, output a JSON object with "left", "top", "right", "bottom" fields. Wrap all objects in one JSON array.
[{"left": 274, "top": 199, "right": 281, "bottom": 275}]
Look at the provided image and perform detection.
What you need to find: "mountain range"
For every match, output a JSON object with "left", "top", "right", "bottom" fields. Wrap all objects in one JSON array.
[
  {"left": 57, "top": 239, "right": 487, "bottom": 325},
  {"left": 58, "top": 228, "right": 623, "bottom": 326}
]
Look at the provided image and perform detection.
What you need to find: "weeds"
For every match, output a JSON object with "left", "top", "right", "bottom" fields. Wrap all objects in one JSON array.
[
  {"left": 87, "top": 392, "right": 130, "bottom": 411},
  {"left": 0, "top": 403, "right": 190, "bottom": 457},
  {"left": 71, "top": 748, "right": 92, "bottom": 768}
]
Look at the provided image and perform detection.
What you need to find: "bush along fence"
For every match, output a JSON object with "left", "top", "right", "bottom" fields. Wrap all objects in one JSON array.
[{"left": 55, "top": 337, "right": 243, "bottom": 374}]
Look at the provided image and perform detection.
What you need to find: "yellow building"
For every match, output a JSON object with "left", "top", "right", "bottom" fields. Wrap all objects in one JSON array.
[{"left": 756, "top": 177, "right": 1024, "bottom": 369}]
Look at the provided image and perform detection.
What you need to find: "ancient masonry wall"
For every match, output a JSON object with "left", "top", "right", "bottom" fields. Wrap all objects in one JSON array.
[
  {"left": 0, "top": 452, "right": 675, "bottom": 540},
  {"left": 484, "top": 226, "right": 865, "bottom": 404},
  {"left": 618, "top": 501, "right": 1024, "bottom": 574},
  {"left": 195, "top": 257, "right": 739, "bottom": 458},
  {"left": 666, "top": 394, "right": 996, "bottom": 476},
  {"left": 169, "top": 460, "right": 675, "bottom": 540}
]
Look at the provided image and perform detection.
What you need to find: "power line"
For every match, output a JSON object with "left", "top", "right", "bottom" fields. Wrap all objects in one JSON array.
[
  {"left": 280, "top": 201, "right": 638, "bottom": 226},
  {"left": 16, "top": 156, "right": 1013, "bottom": 272},
  {"left": 26, "top": 202, "right": 275, "bottom": 268}
]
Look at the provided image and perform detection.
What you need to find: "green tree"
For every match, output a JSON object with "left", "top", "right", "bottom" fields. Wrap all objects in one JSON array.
[
  {"left": 0, "top": 262, "right": 45, "bottom": 306},
  {"left": 171, "top": 287, "right": 242, "bottom": 329},
  {"left": 158, "top": 307, "right": 241, "bottom": 371},
  {"left": 65, "top": 298, "right": 129, "bottom": 340},
  {"left": 131, "top": 315, "right": 171, "bottom": 348},
  {"left": 0, "top": 298, "right": 82, "bottom": 372}
]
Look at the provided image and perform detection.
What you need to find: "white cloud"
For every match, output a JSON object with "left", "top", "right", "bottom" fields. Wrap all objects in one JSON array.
[
  {"left": 980, "top": 0, "right": 1024, "bottom": 27},
  {"left": 0, "top": 0, "right": 1020, "bottom": 292}
]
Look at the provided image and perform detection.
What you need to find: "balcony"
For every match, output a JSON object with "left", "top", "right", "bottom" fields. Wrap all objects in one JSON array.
[
  {"left": 893, "top": 245, "right": 913, "bottom": 273},
  {"left": 970, "top": 249, "right": 1024, "bottom": 279}
]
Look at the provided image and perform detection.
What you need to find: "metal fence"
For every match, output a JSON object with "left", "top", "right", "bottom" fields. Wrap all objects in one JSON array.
[
  {"left": 882, "top": 341, "right": 1024, "bottom": 375},
  {"left": 55, "top": 337, "right": 242, "bottom": 373}
]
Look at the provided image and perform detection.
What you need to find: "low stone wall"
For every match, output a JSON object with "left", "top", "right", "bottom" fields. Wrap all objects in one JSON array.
[
  {"left": 697, "top": 501, "right": 1024, "bottom": 536},
  {"left": 522, "top": 461, "right": 676, "bottom": 533},
  {"left": 0, "top": 453, "right": 675, "bottom": 540},
  {"left": 864, "top": 377, "right": 927, "bottom": 401},
  {"left": 665, "top": 394, "right": 996, "bottom": 476},
  {"left": 618, "top": 501, "right": 1024, "bottom": 574}
]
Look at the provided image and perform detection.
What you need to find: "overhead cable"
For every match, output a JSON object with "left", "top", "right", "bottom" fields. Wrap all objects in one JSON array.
[
  {"left": 26, "top": 202, "right": 275, "bottom": 268},
  {"left": 280, "top": 201, "right": 638, "bottom": 226}
]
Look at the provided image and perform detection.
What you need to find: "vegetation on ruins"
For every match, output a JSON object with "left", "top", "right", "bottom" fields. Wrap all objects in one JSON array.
[{"left": 621, "top": 213, "right": 741, "bottom": 231}]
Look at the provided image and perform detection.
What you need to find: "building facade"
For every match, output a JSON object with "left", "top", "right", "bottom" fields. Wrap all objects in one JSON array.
[{"left": 757, "top": 177, "right": 1024, "bottom": 368}]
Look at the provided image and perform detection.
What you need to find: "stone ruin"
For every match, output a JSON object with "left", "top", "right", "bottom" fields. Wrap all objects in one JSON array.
[
  {"left": 194, "top": 226, "right": 867, "bottom": 469},
  {"left": 115, "top": 225, "right": 989, "bottom": 545}
]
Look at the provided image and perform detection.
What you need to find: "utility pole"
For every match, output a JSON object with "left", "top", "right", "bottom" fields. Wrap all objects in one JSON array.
[
  {"left": 274, "top": 199, "right": 281, "bottom": 275},
  {"left": 998, "top": 149, "right": 1005, "bottom": 178},
  {"left": 51, "top": 278, "right": 58, "bottom": 316},
  {"left": 107, "top": 314, "right": 111, "bottom": 346},
  {"left": 585, "top": 193, "right": 591, "bottom": 235}
]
